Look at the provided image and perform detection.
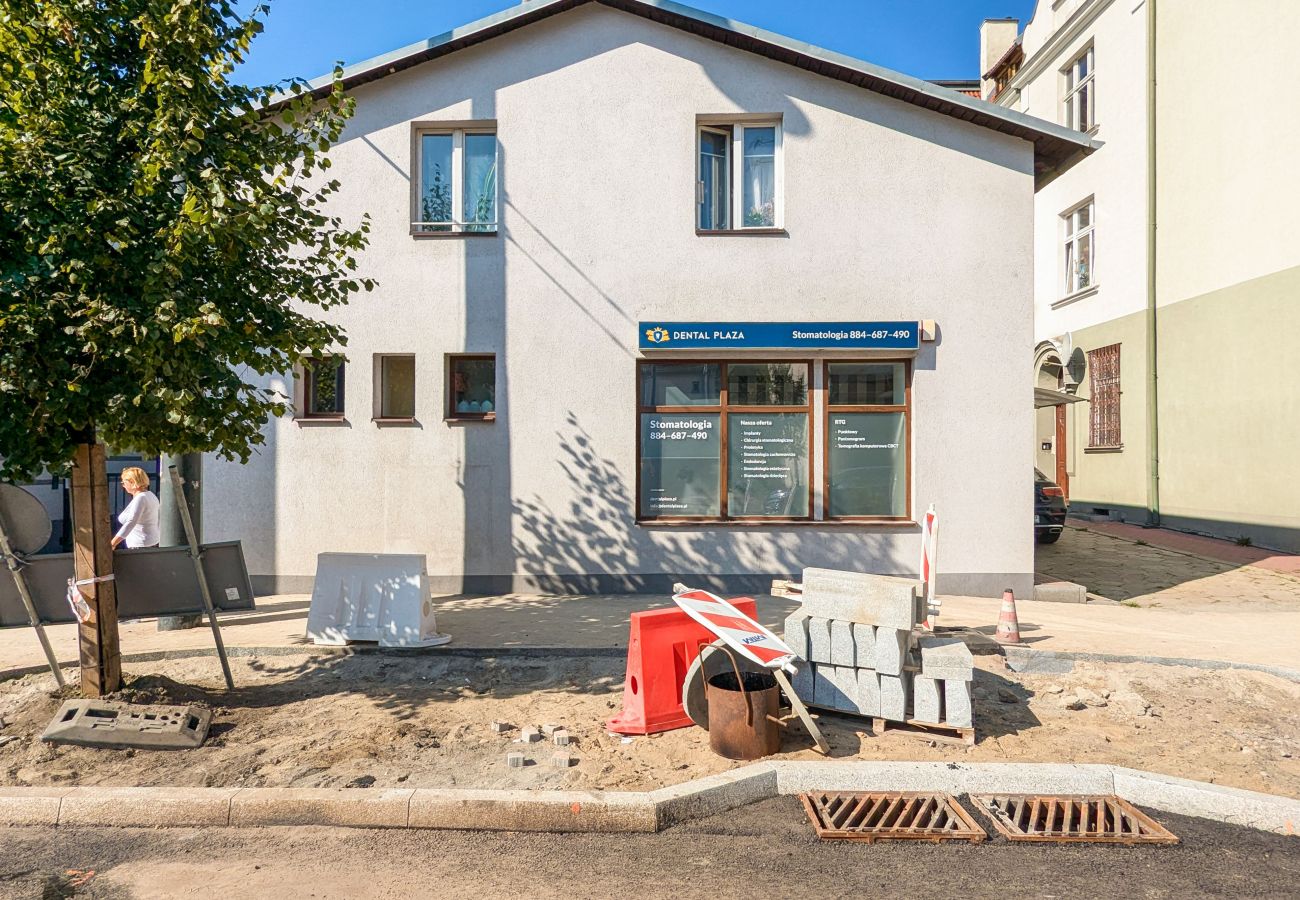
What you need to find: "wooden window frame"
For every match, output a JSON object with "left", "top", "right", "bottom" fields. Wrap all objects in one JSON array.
[
  {"left": 1086, "top": 343, "right": 1122, "bottom": 450},
  {"left": 822, "top": 360, "right": 913, "bottom": 522},
  {"left": 373, "top": 353, "right": 417, "bottom": 424},
  {"left": 636, "top": 359, "right": 813, "bottom": 523},
  {"left": 300, "top": 355, "right": 346, "bottom": 421},
  {"left": 446, "top": 353, "right": 496, "bottom": 423}
]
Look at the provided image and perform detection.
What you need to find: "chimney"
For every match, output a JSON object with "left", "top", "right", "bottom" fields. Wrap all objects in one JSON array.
[{"left": 980, "top": 19, "right": 1019, "bottom": 101}]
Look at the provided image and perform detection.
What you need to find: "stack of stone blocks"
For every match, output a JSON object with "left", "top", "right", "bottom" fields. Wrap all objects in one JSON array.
[{"left": 783, "top": 567, "right": 975, "bottom": 730}]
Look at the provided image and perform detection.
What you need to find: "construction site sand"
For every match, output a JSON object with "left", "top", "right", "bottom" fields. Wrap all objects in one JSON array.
[{"left": 1, "top": 652, "right": 1298, "bottom": 798}]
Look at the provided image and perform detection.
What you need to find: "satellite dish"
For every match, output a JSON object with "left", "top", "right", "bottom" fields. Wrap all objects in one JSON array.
[{"left": 0, "top": 483, "right": 54, "bottom": 555}]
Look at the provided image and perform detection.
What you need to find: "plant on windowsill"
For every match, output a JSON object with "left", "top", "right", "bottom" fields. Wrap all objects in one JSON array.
[{"left": 743, "top": 201, "right": 775, "bottom": 228}]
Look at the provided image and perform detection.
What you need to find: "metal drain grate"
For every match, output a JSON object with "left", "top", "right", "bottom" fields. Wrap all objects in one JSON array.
[
  {"left": 972, "top": 795, "right": 1179, "bottom": 845},
  {"left": 800, "top": 791, "right": 987, "bottom": 843}
]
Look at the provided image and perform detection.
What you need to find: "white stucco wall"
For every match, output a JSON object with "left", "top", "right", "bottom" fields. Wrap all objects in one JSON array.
[{"left": 203, "top": 4, "right": 1038, "bottom": 596}]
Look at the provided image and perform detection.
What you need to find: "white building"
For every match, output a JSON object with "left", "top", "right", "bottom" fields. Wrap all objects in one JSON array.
[
  {"left": 204, "top": 0, "right": 1091, "bottom": 596},
  {"left": 983, "top": 0, "right": 1300, "bottom": 550}
]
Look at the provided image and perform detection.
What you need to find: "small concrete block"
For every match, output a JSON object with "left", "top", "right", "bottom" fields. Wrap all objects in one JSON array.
[
  {"left": 550, "top": 751, "right": 573, "bottom": 768},
  {"left": 783, "top": 612, "right": 811, "bottom": 660},
  {"left": 553, "top": 730, "right": 571, "bottom": 746},
  {"left": 856, "top": 669, "right": 881, "bottom": 717},
  {"left": 521, "top": 727, "right": 542, "bottom": 743},
  {"left": 879, "top": 674, "right": 912, "bottom": 723},
  {"left": 541, "top": 723, "right": 563, "bottom": 736},
  {"left": 830, "top": 620, "right": 856, "bottom": 666},
  {"left": 790, "top": 662, "right": 815, "bottom": 704},
  {"left": 807, "top": 617, "right": 833, "bottom": 664},
  {"left": 944, "top": 679, "right": 974, "bottom": 728},
  {"left": 490, "top": 721, "right": 512, "bottom": 734},
  {"left": 874, "top": 628, "right": 909, "bottom": 677},
  {"left": 1033, "top": 581, "right": 1088, "bottom": 603},
  {"left": 812, "top": 665, "right": 852, "bottom": 711},
  {"left": 919, "top": 636, "right": 975, "bottom": 681},
  {"left": 507, "top": 751, "right": 526, "bottom": 768},
  {"left": 914, "top": 675, "right": 943, "bottom": 724},
  {"left": 852, "top": 623, "right": 876, "bottom": 669},
  {"left": 800, "top": 568, "right": 921, "bottom": 629}
]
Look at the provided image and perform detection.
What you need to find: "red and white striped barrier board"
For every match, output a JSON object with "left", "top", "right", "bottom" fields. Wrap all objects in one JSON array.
[
  {"left": 919, "top": 504, "right": 940, "bottom": 629},
  {"left": 672, "top": 586, "right": 797, "bottom": 671}
]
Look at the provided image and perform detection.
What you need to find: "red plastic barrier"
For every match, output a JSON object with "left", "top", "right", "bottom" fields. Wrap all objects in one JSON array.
[{"left": 605, "top": 598, "right": 758, "bottom": 735}]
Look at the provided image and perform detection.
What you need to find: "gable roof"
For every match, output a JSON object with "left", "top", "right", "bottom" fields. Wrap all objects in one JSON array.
[{"left": 287, "top": 0, "right": 1096, "bottom": 185}]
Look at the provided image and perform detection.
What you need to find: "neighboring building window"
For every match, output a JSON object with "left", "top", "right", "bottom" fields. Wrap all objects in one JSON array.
[
  {"left": 414, "top": 129, "right": 497, "bottom": 233},
  {"left": 638, "top": 361, "right": 809, "bottom": 519},
  {"left": 375, "top": 354, "right": 415, "bottom": 420},
  {"left": 696, "top": 122, "right": 781, "bottom": 231},
  {"left": 447, "top": 354, "right": 496, "bottom": 420},
  {"left": 1087, "top": 343, "right": 1122, "bottom": 448},
  {"left": 302, "top": 356, "right": 345, "bottom": 418},
  {"left": 1063, "top": 199, "right": 1095, "bottom": 295},
  {"left": 825, "top": 362, "right": 910, "bottom": 519},
  {"left": 1063, "top": 46, "right": 1095, "bottom": 131}
]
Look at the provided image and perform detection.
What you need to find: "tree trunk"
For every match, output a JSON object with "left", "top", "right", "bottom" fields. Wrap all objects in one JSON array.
[{"left": 69, "top": 442, "right": 121, "bottom": 696}]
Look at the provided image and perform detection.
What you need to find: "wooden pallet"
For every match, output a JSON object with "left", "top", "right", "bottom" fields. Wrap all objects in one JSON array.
[{"left": 872, "top": 716, "right": 976, "bottom": 747}]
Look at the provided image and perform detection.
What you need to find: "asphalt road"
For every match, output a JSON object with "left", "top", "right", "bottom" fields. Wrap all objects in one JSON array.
[{"left": 1, "top": 798, "right": 1296, "bottom": 899}]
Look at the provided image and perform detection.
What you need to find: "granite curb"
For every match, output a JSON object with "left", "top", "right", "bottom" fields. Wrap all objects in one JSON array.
[{"left": 2, "top": 764, "right": 1296, "bottom": 836}]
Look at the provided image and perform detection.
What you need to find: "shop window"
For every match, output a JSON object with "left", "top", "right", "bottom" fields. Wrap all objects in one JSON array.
[
  {"left": 638, "top": 361, "right": 809, "bottom": 520},
  {"left": 447, "top": 355, "right": 496, "bottom": 421},
  {"left": 1063, "top": 199, "right": 1095, "bottom": 296},
  {"left": 414, "top": 128, "right": 497, "bottom": 234},
  {"left": 1087, "top": 343, "right": 1121, "bottom": 448},
  {"left": 374, "top": 354, "right": 415, "bottom": 421},
  {"left": 1063, "top": 45, "right": 1095, "bottom": 132},
  {"left": 825, "top": 362, "right": 910, "bottom": 519},
  {"left": 696, "top": 121, "right": 781, "bottom": 232},
  {"left": 301, "top": 356, "right": 345, "bottom": 419}
]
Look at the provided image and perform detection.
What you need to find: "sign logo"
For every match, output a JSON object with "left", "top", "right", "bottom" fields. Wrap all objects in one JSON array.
[{"left": 644, "top": 326, "right": 670, "bottom": 344}]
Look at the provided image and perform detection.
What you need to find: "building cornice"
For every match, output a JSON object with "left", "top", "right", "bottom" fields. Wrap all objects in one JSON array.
[{"left": 1001, "top": 0, "right": 1119, "bottom": 102}]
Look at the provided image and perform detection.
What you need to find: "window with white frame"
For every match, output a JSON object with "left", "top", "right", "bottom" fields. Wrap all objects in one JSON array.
[
  {"left": 1063, "top": 46, "right": 1095, "bottom": 132},
  {"left": 696, "top": 121, "right": 781, "bottom": 231},
  {"left": 1063, "top": 199, "right": 1095, "bottom": 295},
  {"left": 414, "top": 128, "right": 497, "bottom": 233}
]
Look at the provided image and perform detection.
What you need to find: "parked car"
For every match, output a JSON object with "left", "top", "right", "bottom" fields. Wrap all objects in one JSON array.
[{"left": 1035, "top": 468, "right": 1068, "bottom": 543}]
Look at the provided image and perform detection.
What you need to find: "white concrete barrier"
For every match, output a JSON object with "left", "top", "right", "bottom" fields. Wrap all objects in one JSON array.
[{"left": 305, "top": 552, "right": 451, "bottom": 648}]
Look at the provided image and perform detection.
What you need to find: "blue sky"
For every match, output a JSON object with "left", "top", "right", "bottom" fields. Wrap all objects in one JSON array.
[{"left": 233, "top": 0, "right": 1035, "bottom": 86}]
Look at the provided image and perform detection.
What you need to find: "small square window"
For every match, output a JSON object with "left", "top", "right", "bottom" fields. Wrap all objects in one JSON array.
[
  {"left": 447, "top": 355, "right": 496, "bottom": 420},
  {"left": 302, "top": 356, "right": 345, "bottom": 418},
  {"left": 375, "top": 354, "right": 416, "bottom": 420}
]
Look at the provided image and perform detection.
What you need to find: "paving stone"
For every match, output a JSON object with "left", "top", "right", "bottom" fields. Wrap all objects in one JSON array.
[
  {"left": 783, "top": 612, "right": 810, "bottom": 660},
  {"left": 852, "top": 623, "right": 875, "bottom": 669},
  {"left": 879, "top": 673, "right": 911, "bottom": 723},
  {"left": 830, "top": 620, "right": 856, "bottom": 666},
  {"left": 874, "top": 627, "right": 909, "bottom": 677},
  {"left": 914, "top": 675, "right": 943, "bottom": 724},
  {"left": 553, "top": 730, "right": 571, "bottom": 746},
  {"left": 489, "top": 721, "right": 512, "bottom": 734},
  {"left": 521, "top": 727, "right": 542, "bottom": 743},
  {"left": 944, "top": 679, "right": 974, "bottom": 728},
  {"left": 507, "top": 751, "right": 526, "bottom": 768},
  {"left": 800, "top": 568, "right": 921, "bottom": 629},
  {"left": 790, "top": 662, "right": 815, "bottom": 704},
  {"left": 856, "top": 668, "right": 881, "bottom": 717},
  {"left": 1033, "top": 581, "right": 1088, "bottom": 603},
  {"left": 918, "top": 636, "right": 974, "bottom": 681},
  {"left": 550, "top": 751, "right": 572, "bottom": 768},
  {"left": 1003, "top": 647, "right": 1075, "bottom": 674},
  {"left": 807, "top": 616, "right": 833, "bottom": 664},
  {"left": 541, "top": 723, "right": 563, "bottom": 736},
  {"left": 813, "top": 664, "right": 853, "bottom": 712}
]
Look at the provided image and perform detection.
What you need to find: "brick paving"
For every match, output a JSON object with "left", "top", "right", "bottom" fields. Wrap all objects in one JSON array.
[{"left": 1076, "top": 517, "right": 1300, "bottom": 577}]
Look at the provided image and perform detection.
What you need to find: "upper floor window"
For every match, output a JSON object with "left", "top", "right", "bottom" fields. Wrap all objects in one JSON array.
[
  {"left": 1063, "top": 199, "right": 1095, "bottom": 296},
  {"left": 414, "top": 128, "right": 497, "bottom": 234},
  {"left": 696, "top": 121, "right": 782, "bottom": 232},
  {"left": 1063, "top": 46, "right": 1095, "bottom": 132}
]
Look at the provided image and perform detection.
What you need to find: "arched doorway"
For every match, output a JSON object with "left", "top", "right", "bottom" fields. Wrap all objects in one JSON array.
[{"left": 1033, "top": 342, "right": 1079, "bottom": 497}]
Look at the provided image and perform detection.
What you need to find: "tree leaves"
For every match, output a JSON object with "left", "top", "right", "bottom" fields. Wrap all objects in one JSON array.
[{"left": 0, "top": 0, "right": 372, "bottom": 479}]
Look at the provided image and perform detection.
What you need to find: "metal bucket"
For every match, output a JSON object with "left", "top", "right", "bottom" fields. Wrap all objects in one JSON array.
[{"left": 704, "top": 647, "right": 783, "bottom": 760}]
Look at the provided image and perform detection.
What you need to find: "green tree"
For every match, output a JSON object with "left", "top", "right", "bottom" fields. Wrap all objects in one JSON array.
[{"left": 0, "top": 0, "right": 373, "bottom": 693}]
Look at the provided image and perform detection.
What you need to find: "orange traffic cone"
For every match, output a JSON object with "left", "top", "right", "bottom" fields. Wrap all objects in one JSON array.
[{"left": 994, "top": 588, "right": 1021, "bottom": 644}]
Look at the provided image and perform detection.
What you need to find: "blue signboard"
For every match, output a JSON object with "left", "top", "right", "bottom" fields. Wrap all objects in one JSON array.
[{"left": 639, "top": 322, "right": 919, "bottom": 351}]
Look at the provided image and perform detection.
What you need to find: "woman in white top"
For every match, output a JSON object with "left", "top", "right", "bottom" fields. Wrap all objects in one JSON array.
[{"left": 111, "top": 466, "right": 161, "bottom": 549}]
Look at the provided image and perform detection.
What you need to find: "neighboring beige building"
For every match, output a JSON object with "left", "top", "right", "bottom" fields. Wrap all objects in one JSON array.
[
  {"left": 983, "top": 0, "right": 1300, "bottom": 551},
  {"left": 201, "top": 0, "right": 1092, "bottom": 596}
]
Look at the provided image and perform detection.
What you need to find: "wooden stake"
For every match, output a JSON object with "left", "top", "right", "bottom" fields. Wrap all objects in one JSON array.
[
  {"left": 169, "top": 466, "right": 234, "bottom": 691},
  {"left": 70, "top": 443, "right": 121, "bottom": 696}
]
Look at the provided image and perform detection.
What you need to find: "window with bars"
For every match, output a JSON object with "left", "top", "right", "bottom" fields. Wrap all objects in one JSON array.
[{"left": 1087, "top": 343, "right": 1121, "bottom": 448}]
